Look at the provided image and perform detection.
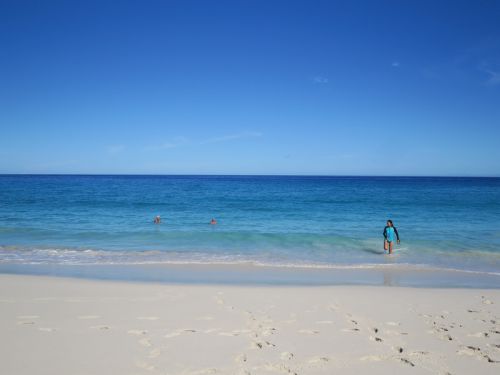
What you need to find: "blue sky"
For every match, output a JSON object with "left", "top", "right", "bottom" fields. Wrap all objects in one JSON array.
[{"left": 0, "top": 0, "right": 499, "bottom": 176}]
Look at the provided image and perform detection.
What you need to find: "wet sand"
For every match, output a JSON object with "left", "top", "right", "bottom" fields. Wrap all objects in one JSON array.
[{"left": 2, "top": 262, "right": 500, "bottom": 288}]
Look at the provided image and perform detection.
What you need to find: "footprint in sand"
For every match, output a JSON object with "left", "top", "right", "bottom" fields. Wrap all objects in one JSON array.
[
  {"left": 341, "top": 327, "right": 360, "bottom": 332},
  {"left": 400, "top": 358, "right": 415, "bottom": 367},
  {"left": 78, "top": 315, "right": 100, "bottom": 320},
  {"left": 228, "top": 328, "right": 256, "bottom": 336},
  {"left": 148, "top": 348, "right": 161, "bottom": 358},
  {"left": 430, "top": 331, "right": 453, "bottom": 346},
  {"left": 164, "top": 329, "right": 196, "bottom": 338},
  {"left": 235, "top": 353, "right": 247, "bottom": 363},
  {"left": 385, "top": 321, "right": 400, "bottom": 327},
  {"left": 384, "top": 329, "right": 406, "bottom": 336},
  {"left": 214, "top": 296, "right": 225, "bottom": 305},
  {"left": 308, "top": 356, "right": 331, "bottom": 365},
  {"left": 38, "top": 327, "right": 56, "bottom": 332},
  {"left": 298, "top": 329, "right": 319, "bottom": 334},
  {"left": 261, "top": 327, "right": 277, "bottom": 336},
  {"left": 328, "top": 303, "right": 340, "bottom": 311},
  {"left": 281, "top": 352, "right": 294, "bottom": 360},
  {"left": 128, "top": 329, "right": 148, "bottom": 335},
  {"left": 457, "top": 345, "right": 481, "bottom": 357},
  {"left": 342, "top": 318, "right": 360, "bottom": 332},
  {"left": 263, "top": 363, "right": 296, "bottom": 374},
  {"left": 441, "top": 333, "right": 453, "bottom": 341},
  {"left": 90, "top": 325, "right": 110, "bottom": 330},
  {"left": 219, "top": 331, "right": 239, "bottom": 337},
  {"left": 252, "top": 341, "right": 275, "bottom": 349},
  {"left": 139, "top": 338, "right": 152, "bottom": 347},
  {"left": 360, "top": 355, "right": 384, "bottom": 362},
  {"left": 203, "top": 328, "right": 219, "bottom": 334},
  {"left": 135, "top": 360, "right": 155, "bottom": 371},
  {"left": 165, "top": 330, "right": 181, "bottom": 338},
  {"left": 458, "top": 345, "right": 500, "bottom": 363}
]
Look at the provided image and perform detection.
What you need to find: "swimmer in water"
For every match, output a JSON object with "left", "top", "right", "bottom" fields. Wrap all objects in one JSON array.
[
  {"left": 210, "top": 218, "right": 217, "bottom": 225},
  {"left": 154, "top": 215, "right": 161, "bottom": 224},
  {"left": 383, "top": 219, "right": 400, "bottom": 254}
]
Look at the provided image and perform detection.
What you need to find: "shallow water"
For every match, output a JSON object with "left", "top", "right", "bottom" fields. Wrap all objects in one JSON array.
[{"left": 0, "top": 175, "right": 499, "bottom": 282}]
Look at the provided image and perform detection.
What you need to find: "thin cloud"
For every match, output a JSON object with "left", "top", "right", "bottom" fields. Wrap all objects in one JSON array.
[
  {"left": 423, "top": 42, "right": 500, "bottom": 85},
  {"left": 147, "top": 136, "right": 190, "bottom": 151},
  {"left": 313, "top": 76, "right": 328, "bottom": 84},
  {"left": 199, "top": 131, "right": 263, "bottom": 145},
  {"left": 392, "top": 61, "right": 400, "bottom": 68},
  {"left": 148, "top": 132, "right": 262, "bottom": 151},
  {"left": 160, "top": 136, "right": 190, "bottom": 149},
  {"left": 479, "top": 62, "right": 500, "bottom": 85},
  {"left": 483, "top": 69, "right": 500, "bottom": 85}
]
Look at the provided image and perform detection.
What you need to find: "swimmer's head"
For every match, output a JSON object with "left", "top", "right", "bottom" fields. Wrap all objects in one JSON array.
[{"left": 387, "top": 220, "right": 393, "bottom": 227}]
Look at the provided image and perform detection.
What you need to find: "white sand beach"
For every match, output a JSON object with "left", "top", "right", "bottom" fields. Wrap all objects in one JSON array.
[{"left": 1, "top": 274, "right": 499, "bottom": 374}]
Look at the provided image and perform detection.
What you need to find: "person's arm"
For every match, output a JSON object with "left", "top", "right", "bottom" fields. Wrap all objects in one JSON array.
[
  {"left": 383, "top": 227, "right": 387, "bottom": 239},
  {"left": 394, "top": 227, "right": 400, "bottom": 243}
]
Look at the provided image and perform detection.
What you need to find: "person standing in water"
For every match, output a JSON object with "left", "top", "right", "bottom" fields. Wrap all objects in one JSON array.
[{"left": 383, "top": 219, "right": 400, "bottom": 254}]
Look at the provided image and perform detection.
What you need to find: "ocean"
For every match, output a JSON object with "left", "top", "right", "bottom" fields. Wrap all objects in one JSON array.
[{"left": 0, "top": 175, "right": 499, "bottom": 286}]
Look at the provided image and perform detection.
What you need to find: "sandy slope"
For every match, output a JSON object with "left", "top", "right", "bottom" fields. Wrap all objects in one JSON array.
[{"left": 0, "top": 274, "right": 499, "bottom": 374}]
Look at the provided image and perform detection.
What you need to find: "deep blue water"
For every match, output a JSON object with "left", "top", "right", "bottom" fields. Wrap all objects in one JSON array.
[{"left": 0, "top": 175, "right": 499, "bottom": 276}]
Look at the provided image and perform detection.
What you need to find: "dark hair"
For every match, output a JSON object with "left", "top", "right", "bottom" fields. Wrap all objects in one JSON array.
[{"left": 387, "top": 219, "right": 393, "bottom": 226}]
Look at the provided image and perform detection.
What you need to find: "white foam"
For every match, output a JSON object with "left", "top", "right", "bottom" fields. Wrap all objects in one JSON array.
[{"left": 1, "top": 246, "right": 499, "bottom": 277}]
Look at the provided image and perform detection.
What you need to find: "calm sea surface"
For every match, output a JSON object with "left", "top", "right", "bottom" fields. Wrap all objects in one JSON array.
[{"left": 0, "top": 175, "right": 499, "bottom": 280}]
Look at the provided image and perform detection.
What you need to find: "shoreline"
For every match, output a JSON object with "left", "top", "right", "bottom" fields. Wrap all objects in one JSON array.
[
  {"left": 2, "top": 261, "right": 500, "bottom": 288},
  {"left": 1, "top": 274, "right": 499, "bottom": 374}
]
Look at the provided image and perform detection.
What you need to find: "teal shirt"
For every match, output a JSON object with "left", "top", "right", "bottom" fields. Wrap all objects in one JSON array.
[{"left": 386, "top": 227, "right": 395, "bottom": 242}]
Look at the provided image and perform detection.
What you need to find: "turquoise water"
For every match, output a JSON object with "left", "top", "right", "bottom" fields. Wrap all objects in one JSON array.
[{"left": 0, "top": 175, "right": 499, "bottom": 279}]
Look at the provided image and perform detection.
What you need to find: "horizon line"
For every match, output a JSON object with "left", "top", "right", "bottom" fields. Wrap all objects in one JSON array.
[{"left": 0, "top": 173, "right": 499, "bottom": 178}]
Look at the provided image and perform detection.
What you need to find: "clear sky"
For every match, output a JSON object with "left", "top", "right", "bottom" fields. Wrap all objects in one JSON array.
[{"left": 0, "top": 0, "right": 499, "bottom": 176}]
